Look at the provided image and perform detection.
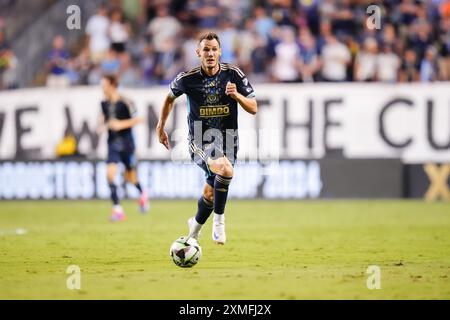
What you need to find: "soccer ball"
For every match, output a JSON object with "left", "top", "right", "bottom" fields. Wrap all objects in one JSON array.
[{"left": 169, "top": 236, "right": 202, "bottom": 268}]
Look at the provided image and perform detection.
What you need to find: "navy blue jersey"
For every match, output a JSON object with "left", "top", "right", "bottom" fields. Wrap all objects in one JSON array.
[
  {"left": 169, "top": 63, "right": 255, "bottom": 151},
  {"left": 101, "top": 97, "right": 137, "bottom": 152}
]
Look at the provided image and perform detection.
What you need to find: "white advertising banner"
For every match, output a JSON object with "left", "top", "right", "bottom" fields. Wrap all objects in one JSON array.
[{"left": 0, "top": 83, "right": 449, "bottom": 164}]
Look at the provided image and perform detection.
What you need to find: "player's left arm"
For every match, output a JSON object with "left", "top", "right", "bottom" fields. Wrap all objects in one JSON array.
[
  {"left": 226, "top": 70, "right": 258, "bottom": 115},
  {"left": 97, "top": 112, "right": 106, "bottom": 135},
  {"left": 109, "top": 117, "right": 143, "bottom": 131},
  {"left": 109, "top": 99, "right": 144, "bottom": 131}
]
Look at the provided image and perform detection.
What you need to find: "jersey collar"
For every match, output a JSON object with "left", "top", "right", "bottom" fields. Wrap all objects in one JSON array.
[{"left": 200, "top": 63, "right": 221, "bottom": 78}]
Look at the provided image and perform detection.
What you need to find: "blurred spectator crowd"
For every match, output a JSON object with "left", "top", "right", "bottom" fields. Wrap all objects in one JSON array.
[
  {"left": 0, "top": 22, "right": 19, "bottom": 89},
  {"left": 2, "top": 0, "right": 450, "bottom": 90}
]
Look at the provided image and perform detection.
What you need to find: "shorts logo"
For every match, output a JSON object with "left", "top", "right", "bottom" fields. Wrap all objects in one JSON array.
[{"left": 200, "top": 105, "right": 230, "bottom": 118}]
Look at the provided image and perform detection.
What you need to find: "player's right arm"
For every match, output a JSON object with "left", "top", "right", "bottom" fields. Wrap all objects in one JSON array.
[
  {"left": 156, "top": 94, "right": 176, "bottom": 150},
  {"left": 156, "top": 72, "right": 186, "bottom": 150},
  {"left": 97, "top": 101, "right": 108, "bottom": 135},
  {"left": 97, "top": 113, "right": 105, "bottom": 135}
]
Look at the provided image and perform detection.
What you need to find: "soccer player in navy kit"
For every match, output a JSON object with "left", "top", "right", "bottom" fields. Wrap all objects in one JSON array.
[
  {"left": 156, "top": 33, "right": 258, "bottom": 244},
  {"left": 98, "top": 75, "right": 149, "bottom": 221}
]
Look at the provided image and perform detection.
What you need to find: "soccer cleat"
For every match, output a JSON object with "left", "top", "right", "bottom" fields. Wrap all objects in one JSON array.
[
  {"left": 212, "top": 215, "right": 226, "bottom": 245},
  {"left": 188, "top": 217, "right": 202, "bottom": 240},
  {"left": 110, "top": 205, "right": 126, "bottom": 222},
  {"left": 139, "top": 191, "right": 149, "bottom": 214}
]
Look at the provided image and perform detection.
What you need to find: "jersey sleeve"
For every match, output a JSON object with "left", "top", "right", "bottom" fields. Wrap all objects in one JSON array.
[
  {"left": 122, "top": 98, "right": 137, "bottom": 118},
  {"left": 169, "top": 72, "right": 186, "bottom": 98},
  {"left": 232, "top": 67, "right": 256, "bottom": 98},
  {"left": 100, "top": 100, "right": 108, "bottom": 121}
]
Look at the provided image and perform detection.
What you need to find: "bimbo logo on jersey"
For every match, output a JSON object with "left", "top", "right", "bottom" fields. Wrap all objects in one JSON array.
[{"left": 199, "top": 105, "right": 230, "bottom": 118}]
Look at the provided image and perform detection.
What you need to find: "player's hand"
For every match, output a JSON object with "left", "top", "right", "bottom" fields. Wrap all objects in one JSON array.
[
  {"left": 156, "top": 126, "right": 170, "bottom": 150},
  {"left": 108, "top": 119, "right": 123, "bottom": 131},
  {"left": 96, "top": 126, "right": 105, "bottom": 135},
  {"left": 225, "top": 81, "right": 238, "bottom": 99}
]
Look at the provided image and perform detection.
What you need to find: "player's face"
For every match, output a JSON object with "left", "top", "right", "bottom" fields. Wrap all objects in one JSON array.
[
  {"left": 101, "top": 78, "right": 113, "bottom": 97},
  {"left": 197, "top": 39, "right": 221, "bottom": 69}
]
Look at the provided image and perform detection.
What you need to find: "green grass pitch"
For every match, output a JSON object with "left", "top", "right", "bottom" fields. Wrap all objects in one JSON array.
[{"left": 0, "top": 200, "right": 449, "bottom": 299}]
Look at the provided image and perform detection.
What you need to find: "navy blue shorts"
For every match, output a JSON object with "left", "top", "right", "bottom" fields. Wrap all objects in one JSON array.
[
  {"left": 189, "top": 140, "right": 236, "bottom": 187},
  {"left": 107, "top": 148, "right": 137, "bottom": 171}
]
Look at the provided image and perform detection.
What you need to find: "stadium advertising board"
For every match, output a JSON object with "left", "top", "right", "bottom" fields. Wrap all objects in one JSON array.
[
  {"left": 0, "top": 159, "right": 403, "bottom": 199},
  {"left": 0, "top": 83, "right": 449, "bottom": 164},
  {"left": 404, "top": 163, "right": 450, "bottom": 200}
]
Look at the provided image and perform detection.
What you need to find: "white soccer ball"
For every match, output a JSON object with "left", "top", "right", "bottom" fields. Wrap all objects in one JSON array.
[{"left": 169, "top": 236, "right": 202, "bottom": 268}]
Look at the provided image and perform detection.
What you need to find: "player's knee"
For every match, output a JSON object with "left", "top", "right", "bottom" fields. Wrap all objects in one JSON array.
[
  {"left": 124, "top": 170, "right": 135, "bottom": 183},
  {"left": 203, "top": 188, "right": 214, "bottom": 202},
  {"left": 107, "top": 170, "right": 116, "bottom": 183},
  {"left": 213, "top": 157, "right": 233, "bottom": 178},
  {"left": 220, "top": 162, "right": 233, "bottom": 178}
]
